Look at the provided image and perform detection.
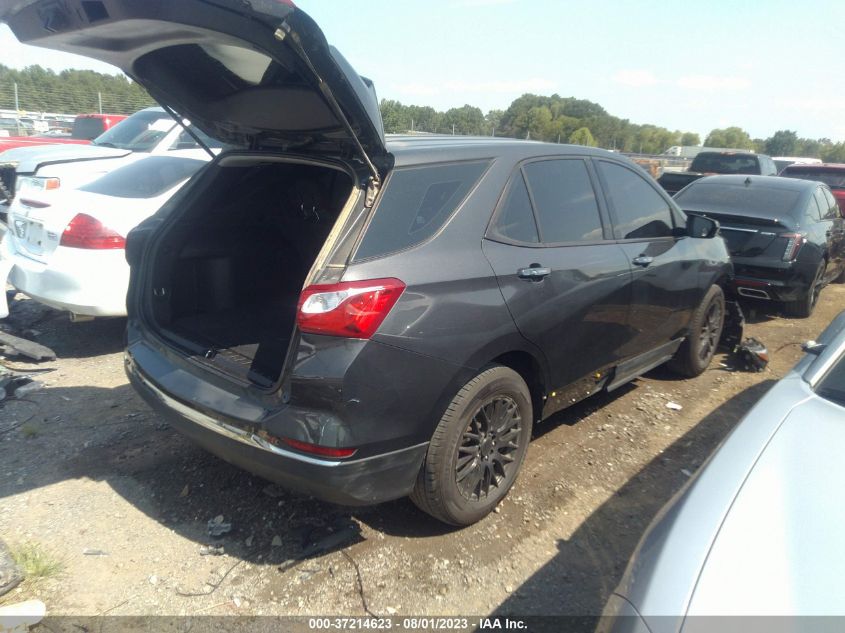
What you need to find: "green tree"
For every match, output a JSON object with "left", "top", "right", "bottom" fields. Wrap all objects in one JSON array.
[
  {"left": 680, "top": 132, "right": 700, "bottom": 146},
  {"left": 821, "top": 143, "right": 845, "bottom": 163},
  {"left": 704, "top": 127, "right": 754, "bottom": 150},
  {"left": 568, "top": 127, "right": 596, "bottom": 147},
  {"left": 764, "top": 130, "right": 798, "bottom": 156}
]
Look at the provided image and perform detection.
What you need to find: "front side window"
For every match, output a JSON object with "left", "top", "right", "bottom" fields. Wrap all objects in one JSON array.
[
  {"left": 354, "top": 161, "right": 490, "bottom": 261},
  {"left": 522, "top": 159, "right": 604, "bottom": 243},
  {"left": 597, "top": 161, "right": 674, "bottom": 239}
]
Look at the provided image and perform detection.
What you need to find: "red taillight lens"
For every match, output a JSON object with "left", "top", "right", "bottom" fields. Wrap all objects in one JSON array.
[
  {"left": 296, "top": 278, "right": 406, "bottom": 339},
  {"left": 281, "top": 437, "right": 356, "bottom": 459},
  {"left": 781, "top": 233, "right": 805, "bottom": 262},
  {"left": 60, "top": 213, "right": 126, "bottom": 250}
]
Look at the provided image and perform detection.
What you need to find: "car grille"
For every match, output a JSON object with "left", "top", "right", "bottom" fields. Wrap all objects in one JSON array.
[{"left": 0, "top": 163, "right": 16, "bottom": 204}]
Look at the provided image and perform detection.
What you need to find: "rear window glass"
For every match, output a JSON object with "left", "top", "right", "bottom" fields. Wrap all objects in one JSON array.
[
  {"left": 79, "top": 156, "right": 205, "bottom": 199},
  {"left": 523, "top": 159, "right": 603, "bottom": 243},
  {"left": 675, "top": 183, "right": 802, "bottom": 218},
  {"left": 353, "top": 161, "right": 490, "bottom": 261},
  {"left": 71, "top": 118, "right": 105, "bottom": 140},
  {"left": 690, "top": 154, "right": 759, "bottom": 175},
  {"left": 781, "top": 168, "right": 845, "bottom": 190},
  {"left": 491, "top": 173, "right": 539, "bottom": 244}
]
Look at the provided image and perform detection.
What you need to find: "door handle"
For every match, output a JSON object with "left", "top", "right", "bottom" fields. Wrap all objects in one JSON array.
[
  {"left": 517, "top": 266, "right": 551, "bottom": 280},
  {"left": 632, "top": 255, "right": 654, "bottom": 267}
]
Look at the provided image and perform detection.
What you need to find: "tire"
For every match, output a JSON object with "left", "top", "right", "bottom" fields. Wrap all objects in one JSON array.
[
  {"left": 668, "top": 285, "right": 725, "bottom": 378},
  {"left": 410, "top": 366, "right": 533, "bottom": 526},
  {"left": 784, "top": 260, "right": 825, "bottom": 318}
]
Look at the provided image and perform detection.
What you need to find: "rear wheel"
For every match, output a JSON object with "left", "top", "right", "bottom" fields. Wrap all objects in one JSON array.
[
  {"left": 668, "top": 285, "right": 725, "bottom": 378},
  {"left": 785, "top": 260, "right": 825, "bottom": 318},
  {"left": 410, "top": 366, "right": 533, "bottom": 526}
]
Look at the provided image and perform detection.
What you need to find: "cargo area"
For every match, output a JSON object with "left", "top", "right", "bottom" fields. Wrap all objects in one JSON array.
[{"left": 146, "top": 157, "right": 355, "bottom": 387}]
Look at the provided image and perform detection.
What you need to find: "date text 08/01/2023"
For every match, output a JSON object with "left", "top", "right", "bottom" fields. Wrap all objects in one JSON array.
[{"left": 307, "top": 617, "right": 528, "bottom": 630}]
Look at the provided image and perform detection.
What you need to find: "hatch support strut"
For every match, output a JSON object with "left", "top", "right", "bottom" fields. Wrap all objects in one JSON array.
[
  {"left": 275, "top": 22, "right": 382, "bottom": 207},
  {"left": 159, "top": 103, "right": 215, "bottom": 160}
]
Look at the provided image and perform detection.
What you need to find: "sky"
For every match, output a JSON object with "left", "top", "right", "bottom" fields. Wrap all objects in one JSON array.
[{"left": 2, "top": 0, "right": 845, "bottom": 142}]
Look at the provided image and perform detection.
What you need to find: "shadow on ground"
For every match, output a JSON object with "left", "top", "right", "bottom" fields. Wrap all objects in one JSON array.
[{"left": 490, "top": 379, "right": 776, "bottom": 630}]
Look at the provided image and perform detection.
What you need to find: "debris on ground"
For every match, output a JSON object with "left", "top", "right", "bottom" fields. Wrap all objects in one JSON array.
[
  {"left": 0, "top": 331, "right": 56, "bottom": 362},
  {"left": 199, "top": 545, "right": 225, "bottom": 557},
  {"left": 206, "top": 516, "right": 232, "bottom": 537},
  {"left": 666, "top": 402, "right": 683, "bottom": 411},
  {"left": 0, "top": 539, "right": 23, "bottom": 598},
  {"left": 735, "top": 338, "right": 769, "bottom": 372},
  {"left": 0, "top": 599, "right": 46, "bottom": 632},
  {"left": 82, "top": 549, "right": 108, "bottom": 556}
]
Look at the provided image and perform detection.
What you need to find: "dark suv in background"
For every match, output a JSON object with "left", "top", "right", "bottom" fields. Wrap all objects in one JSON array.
[{"left": 1, "top": 0, "right": 732, "bottom": 525}]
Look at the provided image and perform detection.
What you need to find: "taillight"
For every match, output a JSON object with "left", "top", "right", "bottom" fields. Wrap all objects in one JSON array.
[
  {"left": 281, "top": 437, "right": 356, "bottom": 459},
  {"left": 60, "top": 213, "right": 126, "bottom": 250},
  {"left": 297, "top": 278, "right": 406, "bottom": 338},
  {"left": 781, "top": 233, "right": 805, "bottom": 262}
]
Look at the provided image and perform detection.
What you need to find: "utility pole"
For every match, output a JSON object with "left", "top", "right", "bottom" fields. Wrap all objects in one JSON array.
[
  {"left": 14, "top": 82, "right": 20, "bottom": 135},
  {"left": 452, "top": 123, "right": 456, "bottom": 136},
  {"left": 98, "top": 91, "right": 103, "bottom": 114}
]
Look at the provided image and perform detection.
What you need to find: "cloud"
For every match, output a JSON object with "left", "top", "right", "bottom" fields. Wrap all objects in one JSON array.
[
  {"left": 394, "top": 78, "right": 556, "bottom": 97},
  {"left": 676, "top": 75, "right": 750, "bottom": 91},
  {"left": 611, "top": 69, "right": 661, "bottom": 88}
]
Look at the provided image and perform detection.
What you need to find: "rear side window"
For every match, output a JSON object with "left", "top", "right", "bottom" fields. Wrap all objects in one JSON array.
[
  {"left": 354, "top": 161, "right": 489, "bottom": 261},
  {"left": 491, "top": 173, "right": 539, "bottom": 244},
  {"left": 823, "top": 188, "right": 840, "bottom": 219},
  {"left": 813, "top": 188, "right": 834, "bottom": 221},
  {"left": 597, "top": 161, "right": 674, "bottom": 239},
  {"left": 79, "top": 156, "right": 206, "bottom": 199},
  {"left": 523, "top": 159, "right": 604, "bottom": 243}
]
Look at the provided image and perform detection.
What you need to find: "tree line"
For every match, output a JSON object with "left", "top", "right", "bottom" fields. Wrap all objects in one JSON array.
[{"left": 3, "top": 63, "right": 844, "bottom": 162}]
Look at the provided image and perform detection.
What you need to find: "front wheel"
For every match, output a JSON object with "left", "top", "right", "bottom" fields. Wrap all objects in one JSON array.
[
  {"left": 410, "top": 366, "right": 533, "bottom": 526},
  {"left": 668, "top": 285, "right": 725, "bottom": 378}
]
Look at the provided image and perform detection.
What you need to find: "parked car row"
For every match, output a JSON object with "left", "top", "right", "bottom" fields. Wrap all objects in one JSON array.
[{"left": 2, "top": 1, "right": 845, "bottom": 625}]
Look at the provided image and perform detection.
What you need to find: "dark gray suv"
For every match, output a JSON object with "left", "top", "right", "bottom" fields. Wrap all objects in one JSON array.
[{"left": 1, "top": 0, "right": 732, "bottom": 525}]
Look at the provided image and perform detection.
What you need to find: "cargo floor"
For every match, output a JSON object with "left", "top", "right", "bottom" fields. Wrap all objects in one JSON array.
[{"left": 167, "top": 299, "right": 296, "bottom": 386}]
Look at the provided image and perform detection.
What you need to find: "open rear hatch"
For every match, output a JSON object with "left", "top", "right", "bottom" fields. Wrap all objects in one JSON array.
[
  {"left": 1, "top": 0, "right": 388, "bottom": 387},
  {"left": 0, "top": 0, "right": 389, "bottom": 185}
]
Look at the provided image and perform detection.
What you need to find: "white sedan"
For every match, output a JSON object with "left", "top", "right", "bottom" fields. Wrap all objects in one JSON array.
[{"left": 0, "top": 151, "right": 208, "bottom": 318}]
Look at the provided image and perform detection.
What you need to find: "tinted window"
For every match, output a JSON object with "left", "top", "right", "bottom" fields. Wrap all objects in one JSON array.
[
  {"left": 813, "top": 188, "right": 831, "bottom": 221},
  {"left": 816, "top": 353, "right": 845, "bottom": 407},
  {"left": 597, "top": 161, "right": 674, "bottom": 239},
  {"left": 782, "top": 167, "right": 845, "bottom": 190},
  {"left": 823, "top": 188, "right": 840, "bottom": 219},
  {"left": 491, "top": 173, "right": 539, "bottom": 244},
  {"left": 675, "top": 182, "right": 803, "bottom": 219},
  {"left": 354, "top": 161, "right": 490, "bottom": 261},
  {"left": 523, "top": 160, "right": 603, "bottom": 243},
  {"left": 71, "top": 117, "right": 105, "bottom": 140},
  {"left": 690, "top": 153, "right": 760, "bottom": 175},
  {"left": 168, "top": 127, "right": 223, "bottom": 151},
  {"left": 79, "top": 156, "right": 206, "bottom": 199}
]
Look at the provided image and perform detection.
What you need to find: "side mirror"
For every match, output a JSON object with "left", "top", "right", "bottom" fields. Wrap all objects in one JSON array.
[{"left": 687, "top": 213, "right": 719, "bottom": 239}]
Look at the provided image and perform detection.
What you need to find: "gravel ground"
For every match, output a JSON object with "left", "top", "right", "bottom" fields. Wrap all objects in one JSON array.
[{"left": 0, "top": 283, "right": 843, "bottom": 626}]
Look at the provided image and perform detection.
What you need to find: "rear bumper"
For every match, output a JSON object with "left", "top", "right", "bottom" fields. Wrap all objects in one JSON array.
[
  {"left": 125, "top": 349, "right": 428, "bottom": 506},
  {"left": 732, "top": 260, "right": 816, "bottom": 302},
  {"left": 1, "top": 238, "right": 128, "bottom": 316}
]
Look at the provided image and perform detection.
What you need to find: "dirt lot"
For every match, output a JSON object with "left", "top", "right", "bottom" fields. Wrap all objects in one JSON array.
[{"left": 1, "top": 282, "right": 843, "bottom": 625}]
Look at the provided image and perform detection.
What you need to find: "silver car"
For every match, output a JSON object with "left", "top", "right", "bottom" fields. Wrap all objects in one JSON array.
[{"left": 600, "top": 310, "right": 845, "bottom": 633}]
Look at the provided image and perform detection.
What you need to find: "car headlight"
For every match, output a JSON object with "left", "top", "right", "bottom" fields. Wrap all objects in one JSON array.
[{"left": 16, "top": 176, "right": 60, "bottom": 193}]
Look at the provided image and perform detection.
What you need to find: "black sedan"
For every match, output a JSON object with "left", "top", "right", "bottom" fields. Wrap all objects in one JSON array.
[{"left": 675, "top": 175, "right": 845, "bottom": 317}]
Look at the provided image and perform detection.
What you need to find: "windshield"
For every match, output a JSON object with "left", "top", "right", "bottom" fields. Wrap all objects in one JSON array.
[
  {"left": 78, "top": 156, "right": 206, "bottom": 199},
  {"left": 781, "top": 168, "right": 845, "bottom": 190},
  {"left": 676, "top": 182, "right": 802, "bottom": 217},
  {"left": 91, "top": 110, "right": 175, "bottom": 151}
]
